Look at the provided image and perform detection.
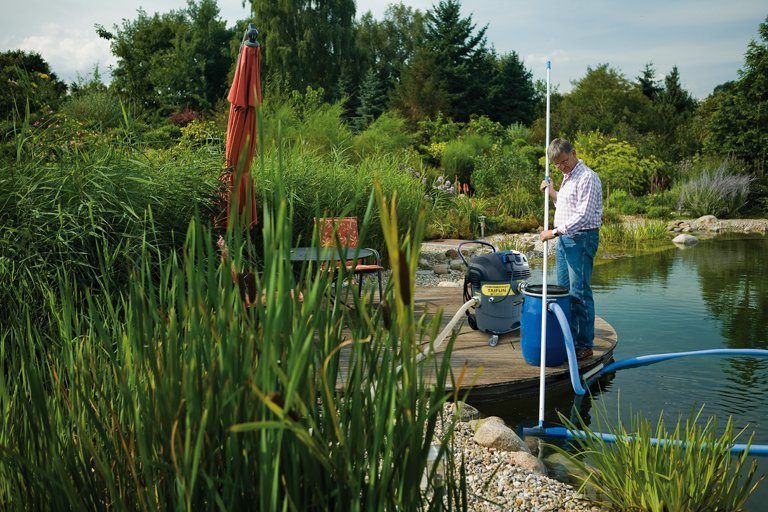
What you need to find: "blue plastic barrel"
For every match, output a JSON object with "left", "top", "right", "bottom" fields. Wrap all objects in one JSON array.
[{"left": 521, "top": 284, "right": 570, "bottom": 366}]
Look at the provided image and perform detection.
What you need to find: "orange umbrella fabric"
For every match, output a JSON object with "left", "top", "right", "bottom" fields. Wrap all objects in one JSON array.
[{"left": 223, "top": 41, "right": 262, "bottom": 229}]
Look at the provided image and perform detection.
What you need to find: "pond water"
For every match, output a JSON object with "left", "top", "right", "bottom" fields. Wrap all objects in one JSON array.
[{"left": 479, "top": 235, "right": 768, "bottom": 508}]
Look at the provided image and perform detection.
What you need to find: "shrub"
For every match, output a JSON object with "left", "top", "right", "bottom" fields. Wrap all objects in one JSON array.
[
  {"left": 60, "top": 90, "right": 123, "bottom": 129},
  {"left": 493, "top": 215, "right": 539, "bottom": 234},
  {"left": 574, "top": 131, "right": 665, "bottom": 197},
  {"left": 141, "top": 123, "right": 183, "bottom": 147},
  {"left": 464, "top": 114, "right": 505, "bottom": 141},
  {"left": 300, "top": 101, "right": 352, "bottom": 155},
  {"left": 677, "top": 160, "right": 753, "bottom": 217},
  {"left": 487, "top": 183, "right": 539, "bottom": 220},
  {"left": 169, "top": 107, "right": 202, "bottom": 127},
  {"left": 646, "top": 206, "right": 671, "bottom": 219},
  {"left": 601, "top": 206, "right": 622, "bottom": 224},
  {"left": 180, "top": 118, "right": 225, "bottom": 150},
  {"left": 417, "top": 112, "right": 463, "bottom": 146},
  {"left": 555, "top": 408, "right": 762, "bottom": 512},
  {"left": 506, "top": 122, "right": 533, "bottom": 145},
  {"left": 352, "top": 112, "right": 413, "bottom": 159},
  {"left": 440, "top": 138, "right": 477, "bottom": 186},
  {"left": 472, "top": 146, "right": 538, "bottom": 197}
]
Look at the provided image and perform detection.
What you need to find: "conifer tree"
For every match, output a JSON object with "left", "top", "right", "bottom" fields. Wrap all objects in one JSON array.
[
  {"left": 352, "top": 68, "right": 387, "bottom": 131},
  {"left": 488, "top": 52, "right": 537, "bottom": 126},
  {"left": 637, "top": 62, "right": 662, "bottom": 101}
]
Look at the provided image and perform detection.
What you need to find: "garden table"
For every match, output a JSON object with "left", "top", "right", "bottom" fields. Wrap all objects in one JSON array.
[{"left": 290, "top": 247, "right": 374, "bottom": 307}]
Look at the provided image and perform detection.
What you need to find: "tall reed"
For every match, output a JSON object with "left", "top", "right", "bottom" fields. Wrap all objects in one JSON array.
[{"left": 0, "top": 181, "right": 466, "bottom": 509}]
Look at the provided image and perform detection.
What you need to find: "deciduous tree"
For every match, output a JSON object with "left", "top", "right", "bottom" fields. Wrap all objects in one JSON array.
[
  {"left": 251, "top": 0, "right": 356, "bottom": 101},
  {"left": 0, "top": 50, "right": 67, "bottom": 119}
]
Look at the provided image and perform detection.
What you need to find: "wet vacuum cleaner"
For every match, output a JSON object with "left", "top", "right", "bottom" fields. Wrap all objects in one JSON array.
[{"left": 459, "top": 241, "right": 531, "bottom": 346}]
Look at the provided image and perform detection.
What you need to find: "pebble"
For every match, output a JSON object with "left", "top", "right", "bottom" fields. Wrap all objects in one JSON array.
[{"left": 433, "top": 404, "right": 604, "bottom": 512}]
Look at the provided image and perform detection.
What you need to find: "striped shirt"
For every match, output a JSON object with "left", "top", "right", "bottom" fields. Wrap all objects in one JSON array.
[{"left": 554, "top": 160, "right": 603, "bottom": 236}]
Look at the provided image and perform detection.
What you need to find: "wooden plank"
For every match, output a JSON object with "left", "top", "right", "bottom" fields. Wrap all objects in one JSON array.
[{"left": 337, "top": 286, "right": 618, "bottom": 401}]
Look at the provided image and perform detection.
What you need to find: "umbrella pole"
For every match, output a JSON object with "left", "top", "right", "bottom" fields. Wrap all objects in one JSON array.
[{"left": 537, "top": 60, "right": 551, "bottom": 428}]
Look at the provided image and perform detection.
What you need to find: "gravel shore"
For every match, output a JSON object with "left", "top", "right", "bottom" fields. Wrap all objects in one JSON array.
[{"left": 434, "top": 403, "right": 604, "bottom": 512}]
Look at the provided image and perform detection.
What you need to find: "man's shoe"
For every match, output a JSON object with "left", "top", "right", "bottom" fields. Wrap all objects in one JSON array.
[{"left": 576, "top": 348, "right": 593, "bottom": 360}]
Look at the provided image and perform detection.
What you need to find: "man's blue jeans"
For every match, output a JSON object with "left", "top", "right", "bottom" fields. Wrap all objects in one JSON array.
[{"left": 556, "top": 230, "right": 599, "bottom": 349}]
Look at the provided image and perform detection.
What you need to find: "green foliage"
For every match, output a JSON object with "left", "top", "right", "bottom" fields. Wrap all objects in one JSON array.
[
  {"left": 646, "top": 205, "right": 671, "bottom": 219},
  {"left": 352, "top": 111, "right": 413, "bottom": 158},
  {"left": 393, "top": 0, "right": 496, "bottom": 123},
  {"left": 354, "top": 4, "right": 425, "bottom": 99},
  {"left": 555, "top": 64, "right": 653, "bottom": 141},
  {"left": 251, "top": 0, "right": 356, "bottom": 100},
  {"left": 0, "top": 49, "right": 67, "bottom": 120},
  {"left": 179, "top": 118, "right": 225, "bottom": 149},
  {"left": 0, "top": 143, "right": 220, "bottom": 321},
  {"left": 636, "top": 62, "right": 662, "bottom": 101},
  {"left": 0, "top": 183, "right": 467, "bottom": 508},
  {"left": 253, "top": 147, "right": 424, "bottom": 254},
  {"left": 703, "top": 15, "right": 768, "bottom": 172},
  {"left": 471, "top": 145, "right": 538, "bottom": 197},
  {"left": 555, "top": 408, "right": 762, "bottom": 512},
  {"left": 506, "top": 122, "right": 533, "bottom": 145},
  {"left": 421, "top": 0, "right": 492, "bottom": 121},
  {"left": 60, "top": 90, "right": 123, "bottom": 129},
  {"left": 678, "top": 160, "right": 754, "bottom": 218},
  {"left": 391, "top": 49, "right": 450, "bottom": 123},
  {"left": 300, "top": 101, "right": 353, "bottom": 155},
  {"left": 101, "top": 0, "right": 234, "bottom": 115},
  {"left": 574, "top": 131, "right": 664, "bottom": 196},
  {"left": 440, "top": 133, "right": 491, "bottom": 185},
  {"left": 351, "top": 67, "right": 388, "bottom": 131},
  {"left": 463, "top": 114, "right": 506, "bottom": 142},
  {"left": 487, "top": 52, "right": 537, "bottom": 126},
  {"left": 599, "top": 219, "right": 669, "bottom": 246}
]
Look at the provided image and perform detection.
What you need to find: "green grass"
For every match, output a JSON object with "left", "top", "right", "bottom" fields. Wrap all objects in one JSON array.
[
  {"left": 554, "top": 407, "right": 763, "bottom": 512},
  {"left": 0, "top": 105, "right": 468, "bottom": 509},
  {"left": 599, "top": 219, "right": 668, "bottom": 247},
  {"left": 0, "top": 183, "right": 468, "bottom": 509}
]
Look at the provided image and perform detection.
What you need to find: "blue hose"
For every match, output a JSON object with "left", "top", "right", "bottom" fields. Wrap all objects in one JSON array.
[
  {"left": 586, "top": 348, "right": 768, "bottom": 387},
  {"left": 523, "top": 426, "right": 768, "bottom": 456},
  {"left": 547, "top": 302, "right": 586, "bottom": 395},
  {"left": 524, "top": 348, "right": 768, "bottom": 456}
]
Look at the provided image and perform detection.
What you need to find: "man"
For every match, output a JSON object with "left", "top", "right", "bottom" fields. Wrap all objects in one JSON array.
[{"left": 539, "top": 138, "right": 603, "bottom": 360}]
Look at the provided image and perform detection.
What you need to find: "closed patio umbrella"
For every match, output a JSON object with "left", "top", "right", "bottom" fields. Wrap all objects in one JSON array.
[{"left": 223, "top": 23, "right": 262, "bottom": 229}]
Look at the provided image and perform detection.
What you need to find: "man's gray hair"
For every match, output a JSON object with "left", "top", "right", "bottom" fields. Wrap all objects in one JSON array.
[{"left": 547, "top": 138, "right": 574, "bottom": 161}]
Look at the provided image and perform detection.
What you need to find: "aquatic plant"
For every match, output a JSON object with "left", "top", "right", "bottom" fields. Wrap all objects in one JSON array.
[{"left": 554, "top": 407, "right": 763, "bottom": 512}]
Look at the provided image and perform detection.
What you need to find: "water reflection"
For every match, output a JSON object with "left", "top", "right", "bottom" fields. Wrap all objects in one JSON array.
[
  {"left": 475, "top": 236, "right": 768, "bottom": 508},
  {"left": 688, "top": 238, "right": 768, "bottom": 350}
]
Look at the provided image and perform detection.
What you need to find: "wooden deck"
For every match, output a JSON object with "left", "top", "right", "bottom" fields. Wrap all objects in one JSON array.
[{"left": 342, "top": 286, "right": 618, "bottom": 402}]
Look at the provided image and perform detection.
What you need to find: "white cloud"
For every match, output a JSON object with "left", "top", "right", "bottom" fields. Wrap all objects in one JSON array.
[{"left": 17, "top": 28, "right": 115, "bottom": 83}]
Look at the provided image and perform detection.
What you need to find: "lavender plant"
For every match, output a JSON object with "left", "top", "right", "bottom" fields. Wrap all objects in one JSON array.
[{"left": 677, "top": 161, "right": 753, "bottom": 218}]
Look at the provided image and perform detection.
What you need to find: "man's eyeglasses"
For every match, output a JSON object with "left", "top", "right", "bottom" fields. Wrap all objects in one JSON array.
[{"left": 552, "top": 155, "right": 570, "bottom": 167}]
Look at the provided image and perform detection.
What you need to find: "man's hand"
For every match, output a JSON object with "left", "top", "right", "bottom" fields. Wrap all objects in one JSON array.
[
  {"left": 539, "top": 179, "right": 552, "bottom": 192},
  {"left": 540, "top": 229, "right": 557, "bottom": 242}
]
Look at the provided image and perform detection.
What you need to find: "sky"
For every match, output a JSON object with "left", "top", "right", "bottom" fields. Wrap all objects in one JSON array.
[{"left": 1, "top": 0, "right": 765, "bottom": 98}]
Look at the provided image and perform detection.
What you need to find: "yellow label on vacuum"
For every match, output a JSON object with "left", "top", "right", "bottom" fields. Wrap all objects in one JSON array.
[{"left": 481, "top": 284, "right": 510, "bottom": 296}]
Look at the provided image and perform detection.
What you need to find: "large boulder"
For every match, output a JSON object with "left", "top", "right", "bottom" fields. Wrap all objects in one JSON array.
[
  {"left": 433, "top": 263, "right": 450, "bottom": 275},
  {"left": 672, "top": 233, "right": 699, "bottom": 246},
  {"left": 696, "top": 215, "right": 718, "bottom": 225},
  {"left": 450, "top": 401, "right": 481, "bottom": 422},
  {"left": 508, "top": 451, "right": 547, "bottom": 476},
  {"left": 473, "top": 417, "right": 530, "bottom": 453}
]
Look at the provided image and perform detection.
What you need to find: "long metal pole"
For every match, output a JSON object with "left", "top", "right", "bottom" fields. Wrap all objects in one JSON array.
[{"left": 538, "top": 61, "right": 551, "bottom": 427}]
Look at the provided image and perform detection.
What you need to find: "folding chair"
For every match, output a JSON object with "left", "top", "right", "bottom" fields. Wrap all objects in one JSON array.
[{"left": 315, "top": 217, "right": 385, "bottom": 300}]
